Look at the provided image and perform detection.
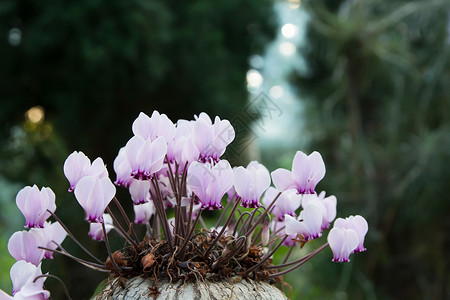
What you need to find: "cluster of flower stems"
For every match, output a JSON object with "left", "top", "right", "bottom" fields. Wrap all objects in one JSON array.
[{"left": 3, "top": 111, "right": 367, "bottom": 300}]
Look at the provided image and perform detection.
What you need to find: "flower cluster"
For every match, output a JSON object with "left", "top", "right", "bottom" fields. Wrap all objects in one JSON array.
[
  {"left": 3, "top": 186, "right": 67, "bottom": 299},
  {"left": 2, "top": 110, "right": 368, "bottom": 298}
]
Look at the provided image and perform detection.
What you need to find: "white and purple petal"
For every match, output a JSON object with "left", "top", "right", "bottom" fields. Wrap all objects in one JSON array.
[
  {"left": 8, "top": 230, "right": 45, "bottom": 266},
  {"left": 327, "top": 227, "right": 359, "bottom": 262},
  {"left": 15, "top": 185, "right": 56, "bottom": 228},
  {"left": 74, "top": 176, "right": 116, "bottom": 223}
]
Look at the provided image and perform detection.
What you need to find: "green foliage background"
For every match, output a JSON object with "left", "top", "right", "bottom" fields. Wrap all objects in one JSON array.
[
  {"left": 286, "top": 0, "right": 450, "bottom": 299},
  {"left": 0, "top": 0, "right": 274, "bottom": 299},
  {"left": 1, "top": 0, "right": 449, "bottom": 299}
]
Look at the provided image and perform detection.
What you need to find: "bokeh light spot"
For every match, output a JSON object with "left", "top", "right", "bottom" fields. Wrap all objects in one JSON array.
[
  {"left": 25, "top": 106, "right": 45, "bottom": 124},
  {"left": 281, "top": 24, "right": 298, "bottom": 39},
  {"left": 269, "top": 86, "right": 284, "bottom": 99},
  {"left": 279, "top": 42, "right": 296, "bottom": 56},
  {"left": 246, "top": 69, "right": 264, "bottom": 88}
]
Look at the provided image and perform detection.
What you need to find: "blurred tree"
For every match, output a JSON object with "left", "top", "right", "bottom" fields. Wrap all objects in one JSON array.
[
  {"left": 0, "top": 0, "right": 275, "bottom": 298},
  {"left": 0, "top": 0, "right": 274, "bottom": 162},
  {"left": 290, "top": 0, "right": 450, "bottom": 299}
]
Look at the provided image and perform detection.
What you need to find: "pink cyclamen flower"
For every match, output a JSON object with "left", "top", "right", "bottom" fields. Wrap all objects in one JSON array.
[
  {"left": 134, "top": 201, "right": 155, "bottom": 224},
  {"left": 9, "top": 260, "right": 50, "bottom": 299},
  {"left": 271, "top": 150, "right": 326, "bottom": 194},
  {"left": 333, "top": 215, "right": 368, "bottom": 253},
  {"left": 74, "top": 175, "right": 116, "bottom": 223},
  {"left": 168, "top": 120, "right": 200, "bottom": 167},
  {"left": 284, "top": 202, "right": 323, "bottom": 241},
  {"left": 125, "top": 136, "right": 167, "bottom": 180},
  {"left": 233, "top": 161, "right": 271, "bottom": 208},
  {"left": 271, "top": 220, "right": 297, "bottom": 247},
  {"left": 186, "top": 160, "right": 233, "bottom": 210},
  {"left": 327, "top": 226, "right": 359, "bottom": 262},
  {"left": 15, "top": 185, "right": 56, "bottom": 228},
  {"left": 263, "top": 188, "right": 301, "bottom": 221},
  {"left": 8, "top": 230, "right": 45, "bottom": 266},
  {"left": 113, "top": 148, "right": 133, "bottom": 188},
  {"left": 89, "top": 214, "right": 114, "bottom": 241},
  {"left": 129, "top": 179, "right": 151, "bottom": 205},
  {"left": 302, "top": 191, "right": 337, "bottom": 230},
  {"left": 41, "top": 222, "right": 67, "bottom": 259},
  {"left": 0, "top": 260, "right": 50, "bottom": 299},
  {"left": 172, "top": 136, "right": 200, "bottom": 169},
  {"left": 63, "top": 151, "right": 108, "bottom": 192},
  {"left": 132, "top": 111, "right": 176, "bottom": 143},
  {"left": 192, "top": 113, "right": 235, "bottom": 163}
]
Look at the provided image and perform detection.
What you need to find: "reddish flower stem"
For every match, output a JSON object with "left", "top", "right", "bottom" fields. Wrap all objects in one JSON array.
[
  {"left": 178, "top": 210, "right": 202, "bottom": 260},
  {"left": 151, "top": 177, "right": 174, "bottom": 252},
  {"left": 106, "top": 207, "right": 138, "bottom": 247},
  {"left": 268, "top": 242, "right": 329, "bottom": 275},
  {"left": 46, "top": 210, "right": 103, "bottom": 264},
  {"left": 204, "top": 198, "right": 241, "bottom": 258},
  {"left": 112, "top": 197, "right": 139, "bottom": 243},
  {"left": 33, "top": 274, "right": 72, "bottom": 300},
  {"left": 102, "top": 221, "right": 122, "bottom": 274},
  {"left": 245, "top": 235, "right": 288, "bottom": 275},
  {"left": 245, "top": 192, "right": 282, "bottom": 238},
  {"left": 38, "top": 246, "right": 108, "bottom": 272}
]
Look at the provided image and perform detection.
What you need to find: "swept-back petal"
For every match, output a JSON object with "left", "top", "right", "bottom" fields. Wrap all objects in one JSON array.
[
  {"left": 328, "top": 227, "right": 359, "bottom": 262},
  {"left": 125, "top": 136, "right": 145, "bottom": 171},
  {"left": 132, "top": 112, "right": 152, "bottom": 139},
  {"left": 300, "top": 203, "right": 323, "bottom": 240},
  {"left": 233, "top": 167, "right": 251, "bottom": 199},
  {"left": 90, "top": 157, "right": 108, "bottom": 178},
  {"left": 63, "top": 151, "right": 90, "bottom": 191},
  {"left": 212, "top": 160, "right": 233, "bottom": 193},
  {"left": 254, "top": 166, "right": 271, "bottom": 196},
  {"left": 8, "top": 230, "right": 45, "bottom": 266},
  {"left": 271, "top": 168, "right": 295, "bottom": 192},
  {"left": 291, "top": 151, "right": 310, "bottom": 191},
  {"left": 99, "top": 177, "right": 116, "bottom": 210},
  {"left": 284, "top": 214, "right": 306, "bottom": 236},
  {"left": 187, "top": 161, "right": 211, "bottom": 201},
  {"left": 10, "top": 261, "right": 42, "bottom": 295},
  {"left": 129, "top": 179, "right": 151, "bottom": 205},
  {"left": 42, "top": 222, "right": 67, "bottom": 259}
]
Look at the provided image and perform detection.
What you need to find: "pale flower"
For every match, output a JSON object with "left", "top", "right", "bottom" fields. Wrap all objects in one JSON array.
[
  {"left": 74, "top": 175, "right": 116, "bottom": 223},
  {"left": 187, "top": 160, "right": 233, "bottom": 210},
  {"left": 271, "top": 150, "right": 326, "bottom": 194},
  {"left": 15, "top": 185, "right": 56, "bottom": 228},
  {"left": 233, "top": 161, "right": 271, "bottom": 208}
]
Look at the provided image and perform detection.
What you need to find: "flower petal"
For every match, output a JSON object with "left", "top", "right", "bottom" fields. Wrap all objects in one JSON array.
[{"left": 271, "top": 168, "right": 295, "bottom": 192}]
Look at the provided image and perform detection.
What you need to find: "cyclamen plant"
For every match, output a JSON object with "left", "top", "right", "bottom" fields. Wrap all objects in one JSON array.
[{"left": 2, "top": 111, "right": 368, "bottom": 299}]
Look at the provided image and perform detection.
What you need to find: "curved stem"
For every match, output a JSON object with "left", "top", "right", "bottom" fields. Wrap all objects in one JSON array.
[
  {"left": 178, "top": 211, "right": 202, "bottom": 260},
  {"left": 102, "top": 221, "right": 122, "bottom": 274},
  {"left": 151, "top": 177, "right": 174, "bottom": 252},
  {"left": 185, "top": 193, "right": 195, "bottom": 238},
  {"left": 215, "top": 201, "right": 231, "bottom": 228},
  {"left": 38, "top": 246, "right": 108, "bottom": 272},
  {"left": 244, "top": 206, "right": 264, "bottom": 233},
  {"left": 106, "top": 207, "right": 138, "bottom": 247},
  {"left": 33, "top": 274, "right": 72, "bottom": 300},
  {"left": 47, "top": 210, "right": 103, "bottom": 264},
  {"left": 282, "top": 245, "right": 295, "bottom": 264},
  {"left": 245, "top": 192, "right": 282, "bottom": 238},
  {"left": 204, "top": 198, "right": 241, "bottom": 258},
  {"left": 268, "top": 243, "right": 329, "bottom": 274},
  {"left": 112, "top": 197, "right": 139, "bottom": 243},
  {"left": 245, "top": 235, "right": 288, "bottom": 275},
  {"left": 232, "top": 212, "right": 250, "bottom": 236}
]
